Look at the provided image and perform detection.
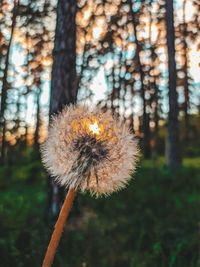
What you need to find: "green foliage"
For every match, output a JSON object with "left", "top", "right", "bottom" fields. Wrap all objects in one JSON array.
[{"left": 0, "top": 155, "right": 200, "bottom": 266}]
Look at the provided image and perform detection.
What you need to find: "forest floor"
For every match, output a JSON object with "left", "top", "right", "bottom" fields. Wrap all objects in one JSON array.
[{"left": 0, "top": 154, "right": 200, "bottom": 267}]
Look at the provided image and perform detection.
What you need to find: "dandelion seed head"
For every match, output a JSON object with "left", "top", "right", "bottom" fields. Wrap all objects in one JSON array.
[{"left": 41, "top": 105, "right": 139, "bottom": 197}]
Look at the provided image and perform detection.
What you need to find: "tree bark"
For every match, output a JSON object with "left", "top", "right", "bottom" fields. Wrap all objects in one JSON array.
[
  {"left": 165, "top": 0, "right": 182, "bottom": 168},
  {"left": 50, "top": 0, "right": 78, "bottom": 115},
  {"left": 34, "top": 87, "right": 41, "bottom": 151},
  {"left": 182, "top": 0, "right": 190, "bottom": 141},
  {"left": 46, "top": 0, "right": 78, "bottom": 220},
  {"left": 0, "top": 0, "right": 19, "bottom": 166},
  {"left": 128, "top": 0, "right": 151, "bottom": 158}
]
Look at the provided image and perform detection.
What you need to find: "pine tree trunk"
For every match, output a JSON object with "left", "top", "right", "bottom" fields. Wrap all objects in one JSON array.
[
  {"left": 46, "top": 0, "right": 78, "bottom": 220},
  {"left": 165, "top": 0, "right": 182, "bottom": 169},
  {"left": 34, "top": 87, "right": 41, "bottom": 151},
  {"left": 128, "top": 0, "right": 151, "bottom": 158},
  {"left": 183, "top": 0, "right": 189, "bottom": 141},
  {"left": 148, "top": 6, "right": 159, "bottom": 138},
  {"left": 0, "top": 0, "right": 19, "bottom": 166},
  {"left": 50, "top": 0, "right": 78, "bottom": 114}
]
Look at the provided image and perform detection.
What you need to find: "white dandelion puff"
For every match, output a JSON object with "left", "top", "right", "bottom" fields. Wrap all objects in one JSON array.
[
  {"left": 41, "top": 104, "right": 139, "bottom": 197},
  {"left": 42, "top": 104, "right": 140, "bottom": 266}
]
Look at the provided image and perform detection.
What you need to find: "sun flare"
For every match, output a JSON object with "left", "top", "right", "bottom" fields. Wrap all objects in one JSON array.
[{"left": 89, "top": 121, "right": 100, "bottom": 134}]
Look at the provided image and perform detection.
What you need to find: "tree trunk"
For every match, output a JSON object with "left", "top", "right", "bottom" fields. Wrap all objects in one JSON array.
[
  {"left": 128, "top": 0, "right": 151, "bottom": 158},
  {"left": 148, "top": 4, "right": 160, "bottom": 148},
  {"left": 165, "top": 0, "right": 182, "bottom": 169},
  {"left": 34, "top": 87, "right": 41, "bottom": 151},
  {"left": 50, "top": 0, "right": 78, "bottom": 114},
  {"left": 0, "top": 0, "right": 19, "bottom": 166},
  {"left": 46, "top": 0, "right": 78, "bottom": 220},
  {"left": 183, "top": 0, "right": 190, "bottom": 141}
]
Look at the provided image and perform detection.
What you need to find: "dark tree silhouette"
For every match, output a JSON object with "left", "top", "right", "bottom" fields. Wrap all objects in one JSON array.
[
  {"left": 46, "top": 0, "right": 78, "bottom": 219},
  {"left": 165, "top": 0, "right": 182, "bottom": 168},
  {"left": 128, "top": 0, "right": 151, "bottom": 158},
  {"left": 182, "top": 0, "right": 190, "bottom": 140},
  {"left": 0, "top": 0, "right": 19, "bottom": 166},
  {"left": 50, "top": 0, "right": 78, "bottom": 114}
]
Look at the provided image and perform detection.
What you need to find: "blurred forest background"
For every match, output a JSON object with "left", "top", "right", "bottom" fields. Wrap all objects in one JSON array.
[{"left": 0, "top": 0, "right": 200, "bottom": 266}]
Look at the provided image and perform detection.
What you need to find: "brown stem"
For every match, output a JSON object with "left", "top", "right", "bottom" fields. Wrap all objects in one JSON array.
[{"left": 42, "top": 187, "right": 77, "bottom": 267}]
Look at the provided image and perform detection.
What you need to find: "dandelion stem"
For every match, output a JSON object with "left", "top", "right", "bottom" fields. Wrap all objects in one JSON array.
[{"left": 42, "top": 187, "right": 77, "bottom": 267}]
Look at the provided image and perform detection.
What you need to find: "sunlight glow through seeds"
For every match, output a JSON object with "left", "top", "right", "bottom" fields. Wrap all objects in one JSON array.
[{"left": 89, "top": 121, "right": 100, "bottom": 134}]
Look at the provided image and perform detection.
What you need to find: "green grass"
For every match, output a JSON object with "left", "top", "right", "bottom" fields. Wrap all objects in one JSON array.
[{"left": 0, "top": 157, "right": 200, "bottom": 266}]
